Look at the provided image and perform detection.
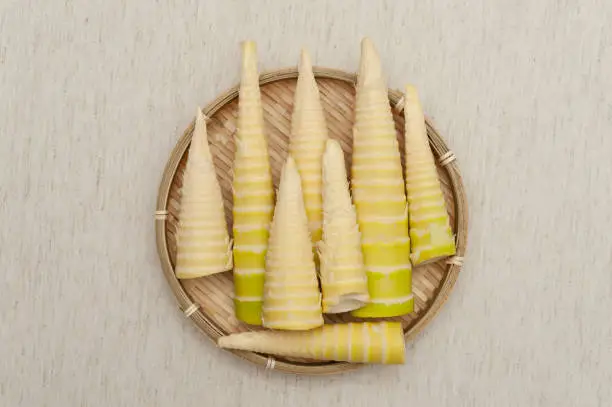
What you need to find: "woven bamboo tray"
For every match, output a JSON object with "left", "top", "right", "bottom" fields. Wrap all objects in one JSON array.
[{"left": 155, "top": 67, "right": 468, "bottom": 375}]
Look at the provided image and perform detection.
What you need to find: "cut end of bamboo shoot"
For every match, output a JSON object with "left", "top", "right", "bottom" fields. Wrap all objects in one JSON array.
[
  {"left": 233, "top": 299, "right": 263, "bottom": 325},
  {"left": 351, "top": 296, "right": 414, "bottom": 318},
  {"left": 325, "top": 294, "right": 369, "bottom": 314}
]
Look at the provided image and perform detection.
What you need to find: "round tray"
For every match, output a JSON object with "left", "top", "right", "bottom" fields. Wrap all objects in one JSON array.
[{"left": 155, "top": 67, "right": 468, "bottom": 375}]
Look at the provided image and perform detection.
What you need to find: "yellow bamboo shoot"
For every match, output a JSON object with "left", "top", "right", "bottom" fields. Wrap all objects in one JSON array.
[
  {"left": 218, "top": 322, "right": 405, "bottom": 364},
  {"left": 232, "top": 41, "right": 275, "bottom": 325},
  {"left": 262, "top": 156, "right": 323, "bottom": 330},
  {"left": 318, "top": 139, "right": 369, "bottom": 313},
  {"left": 174, "top": 108, "right": 232, "bottom": 278},
  {"left": 288, "top": 48, "right": 328, "bottom": 244},
  {"left": 403, "top": 85, "right": 456, "bottom": 265},
  {"left": 350, "top": 38, "right": 413, "bottom": 318}
]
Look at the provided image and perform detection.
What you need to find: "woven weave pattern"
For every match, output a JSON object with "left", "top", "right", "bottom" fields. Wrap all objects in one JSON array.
[{"left": 156, "top": 68, "right": 468, "bottom": 374}]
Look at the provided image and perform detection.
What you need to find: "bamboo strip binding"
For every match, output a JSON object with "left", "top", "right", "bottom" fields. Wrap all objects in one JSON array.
[{"left": 155, "top": 67, "right": 469, "bottom": 375}]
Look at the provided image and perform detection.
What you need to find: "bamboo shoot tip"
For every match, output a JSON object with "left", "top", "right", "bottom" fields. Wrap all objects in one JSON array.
[
  {"left": 360, "top": 37, "right": 377, "bottom": 57},
  {"left": 299, "top": 48, "right": 312, "bottom": 70},
  {"left": 324, "top": 139, "right": 343, "bottom": 159},
  {"left": 404, "top": 84, "right": 419, "bottom": 100},
  {"left": 195, "top": 106, "right": 205, "bottom": 123},
  {"left": 241, "top": 40, "right": 256, "bottom": 51},
  {"left": 284, "top": 154, "right": 296, "bottom": 170},
  {"left": 361, "top": 36, "right": 374, "bottom": 48}
]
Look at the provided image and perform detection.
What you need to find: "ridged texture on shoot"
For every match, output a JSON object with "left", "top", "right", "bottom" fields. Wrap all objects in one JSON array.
[
  {"left": 232, "top": 41, "right": 274, "bottom": 325},
  {"left": 349, "top": 38, "right": 413, "bottom": 318},
  {"left": 262, "top": 156, "right": 323, "bottom": 330},
  {"left": 218, "top": 322, "right": 405, "bottom": 364},
  {"left": 318, "top": 139, "right": 369, "bottom": 313},
  {"left": 288, "top": 49, "right": 329, "bottom": 244},
  {"left": 175, "top": 108, "right": 233, "bottom": 279},
  {"left": 403, "top": 85, "right": 456, "bottom": 265}
]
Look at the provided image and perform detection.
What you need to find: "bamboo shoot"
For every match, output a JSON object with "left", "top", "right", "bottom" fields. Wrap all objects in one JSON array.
[
  {"left": 350, "top": 38, "right": 413, "bottom": 318},
  {"left": 289, "top": 49, "right": 328, "bottom": 244},
  {"left": 262, "top": 156, "right": 323, "bottom": 330},
  {"left": 232, "top": 41, "right": 275, "bottom": 325},
  {"left": 318, "top": 139, "right": 369, "bottom": 313},
  {"left": 403, "top": 85, "right": 456, "bottom": 265},
  {"left": 174, "top": 108, "right": 232, "bottom": 278},
  {"left": 218, "top": 322, "right": 405, "bottom": 364}
]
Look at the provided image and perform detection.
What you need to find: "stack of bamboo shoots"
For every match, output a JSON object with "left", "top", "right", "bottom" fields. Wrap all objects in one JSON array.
[{"left": 171, "top": 38, "right": 457, "bottom": 365}]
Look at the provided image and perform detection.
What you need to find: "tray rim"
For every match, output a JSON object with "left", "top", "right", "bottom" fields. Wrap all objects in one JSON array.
[{"left": 155, "top": 67, "right": 469, "bottom": 375}]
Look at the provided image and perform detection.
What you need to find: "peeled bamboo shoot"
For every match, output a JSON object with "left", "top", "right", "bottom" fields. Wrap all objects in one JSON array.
[
  {"left": 218, "top": 322, "right": 405, "bottom": 364},
  {"left": 350, "top": 38, "right": 413, "bottom": 318},
  {"left": 262, "top": 156, "right": 323, "bottom": 330},
  {"left": 288, "top": 49, "right": 328, "bottom": 244},
  {"left": 232, "top": 41, "right": 275, "bottom": 325},
  {"left": 403, "top": 85, "right": 456, "bottom": 265},
  {"left": 318, "top": 139, "right": 369, "bottom": 313},
  {"left": 174, "top": 108, "right": 232, "bottom": 278}
]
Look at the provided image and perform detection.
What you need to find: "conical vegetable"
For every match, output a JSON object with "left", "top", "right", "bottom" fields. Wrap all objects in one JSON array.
[
  {"left": 403, "top": 85, "right": 456, "bottom": 265},
  {"left": 288, "top": 49, "right": 328, "bottom": 244},
  {"left": 218, "top": 322, "right": 405, "bottom": 364},
  {"left": 262, "top": 156, "right": 323, "bottom": 330},
  {"left": 232, "top": 41, "right": 275, "bottom": 325},
  {"left": 318, "top": 139, "right": 369, "bottom": 313},
  {"left": 350, "top": 38, "right": 413, "bottom": 318},
  {"left": 174, "top": 108, "right": 233, "bottom": 279}
]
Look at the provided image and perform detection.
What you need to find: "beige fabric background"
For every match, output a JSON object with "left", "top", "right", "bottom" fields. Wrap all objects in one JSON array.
[{"left": 1, "top": 1, "right": 611, "bottom": 406}]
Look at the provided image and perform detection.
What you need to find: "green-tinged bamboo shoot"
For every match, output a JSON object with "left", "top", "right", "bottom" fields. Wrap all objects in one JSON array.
[
  {"left": 262, "top": 156, "right": 323, "bottom": 330},
  {"left": 403, "top": 85, "right": 456, "bottom": 265},
  {"left": 289, "top": 48, "right": 328, "bottom": 244},
  {"left": 175, "top": 108, "right": 232, "bottom": 279},
  {"left": 232, "top": 41, "right": 275, "bottom": 325},
  {"left": 218, "top": 322, "right": 405, "bottom": 364},
  {"left": 318, "top": 139, "right": 369, "bottom": 313},
  {"left": 350, "top": 38, "right": 413, "bottom": 318}
]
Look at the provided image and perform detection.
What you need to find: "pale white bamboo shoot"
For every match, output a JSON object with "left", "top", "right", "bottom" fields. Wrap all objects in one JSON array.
[
  {"left": 218, "top": 322, "right": 405, "bottom": 364},
  {"left": 288, "top": 48, "right": 328, "bottom": 244},
  {"left": 175, "top": 108, "right": 232, "bottom": 279},
  {"left": 318, "top": 139, "right": 369, "bottom": 313},
  {"left": 262, "top": 156, "right": 323, "bottom": 330}
]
